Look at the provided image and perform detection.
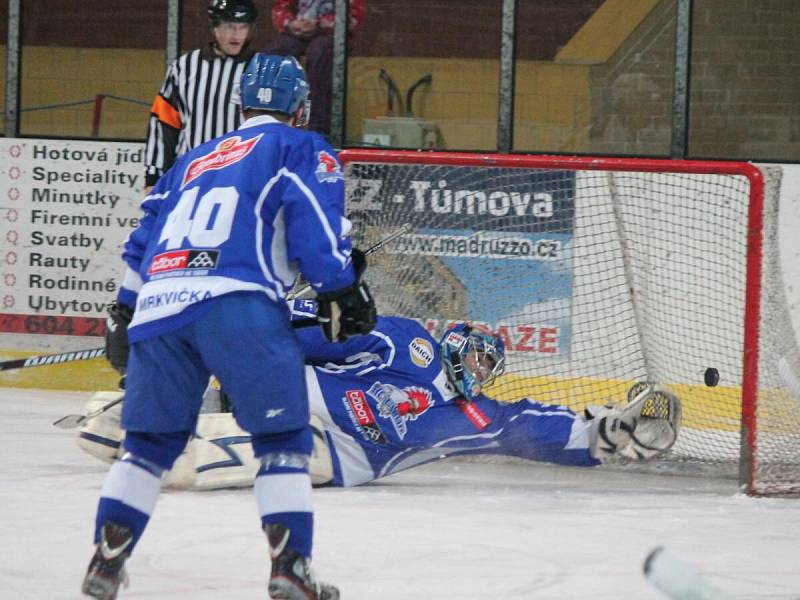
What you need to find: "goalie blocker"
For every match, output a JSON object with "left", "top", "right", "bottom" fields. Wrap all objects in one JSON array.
[{"left": 75, "top": 382, "right": 681, "bottom": 490}]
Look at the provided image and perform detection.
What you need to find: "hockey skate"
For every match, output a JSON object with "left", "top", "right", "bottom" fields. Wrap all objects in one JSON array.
[
  {"left": 81, "top": 522, "right": 132, "bottom": 600},
  {"left": 266, "top": 524, "right": 340, "bottom": 600}
]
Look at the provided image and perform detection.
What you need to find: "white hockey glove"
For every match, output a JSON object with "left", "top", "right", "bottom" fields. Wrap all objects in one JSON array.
[{"left": 587, "top": 385, "right": 682, "bottom": 463}]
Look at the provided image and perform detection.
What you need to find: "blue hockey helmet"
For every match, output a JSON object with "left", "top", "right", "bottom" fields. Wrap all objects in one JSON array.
[
  {"left": 439, "top": 323, "right": 506, "bottom": 402},
  {"left": 240, "top": 54, "right": 310, "bottom": 126}
]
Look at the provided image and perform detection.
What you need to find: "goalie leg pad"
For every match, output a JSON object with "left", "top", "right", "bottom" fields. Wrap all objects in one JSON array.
[
  {"left": 164, "top": 412, "right": 256, "bottom": 490},
  {"left": 165, "top": 414, "right": 335, "bottom": 490},
  {"left": 77, "top": 391, "right": 125, "bottom": 464},
  {"left": 310, "top": 415, "right": 333, "bottom": 486}
]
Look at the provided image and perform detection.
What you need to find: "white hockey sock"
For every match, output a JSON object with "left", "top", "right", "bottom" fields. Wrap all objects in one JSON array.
[
  {"left": 254, "top": 460, "right": 314, "bottom": 557},
  {"left": 100, "top": 456, "right": 163, "bottom": 517},
  {"left": 254, "top": 470, "right": 314, "bottom": 518}
]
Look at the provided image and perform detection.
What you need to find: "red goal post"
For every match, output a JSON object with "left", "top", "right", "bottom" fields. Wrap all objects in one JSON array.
[{"left": 339, "top": 149, "right": 800, "bottom": 496}]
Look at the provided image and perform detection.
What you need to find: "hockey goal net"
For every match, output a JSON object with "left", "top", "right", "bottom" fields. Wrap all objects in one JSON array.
[{"left": 340, "top": 149, "right": 800, "bottom": 497}]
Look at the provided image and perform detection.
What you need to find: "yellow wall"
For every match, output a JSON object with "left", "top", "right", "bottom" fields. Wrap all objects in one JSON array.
[
  {"left": 347, "top": 56, "right": 498, "bottom": 149},
  {"left": 556, "top": 0, "right": 662, "bottom": 64},
  {"left": 347, "top": 56, "right": 593, "bottom": 151},
  {"left": 11, "top": 46, "right": 594, "bottom": 151},
  {"left": 16, "top": 46, "right": 164, "bottom": 139},
  {"left": 0, "top": 351, "right": 120, "bottom": 391},
  {"left": 1, "top": 2, "right": 666, "bottom": 147},
  {"left": 513, "top": 61, "right": 591, "bottom": 152}
]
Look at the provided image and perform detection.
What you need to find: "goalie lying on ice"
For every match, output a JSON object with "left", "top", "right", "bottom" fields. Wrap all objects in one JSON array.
[{"left": 76, "top": 303, "right": 682, "bottom": 489}]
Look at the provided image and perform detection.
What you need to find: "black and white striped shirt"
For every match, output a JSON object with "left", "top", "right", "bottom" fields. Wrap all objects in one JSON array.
[{"left": 144, "top": 44, "right": 254, "bottom": 187}]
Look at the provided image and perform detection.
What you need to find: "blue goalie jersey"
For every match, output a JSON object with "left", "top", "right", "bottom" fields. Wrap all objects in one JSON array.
[
  {"left": 291, "top": 302, "right": 601, "bottom": 487},
  {"left": 118, "top": 115, "right": 355, "bottom": 342}
]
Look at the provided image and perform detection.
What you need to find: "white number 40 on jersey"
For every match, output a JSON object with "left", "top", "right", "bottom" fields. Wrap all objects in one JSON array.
[{"left": 160, "top": 186, "right": 238, "bottom": 249}]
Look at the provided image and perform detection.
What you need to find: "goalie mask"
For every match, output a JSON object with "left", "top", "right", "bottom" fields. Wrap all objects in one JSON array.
[{"left": 440, "top": 324, "right": 506, "bottom": 402}]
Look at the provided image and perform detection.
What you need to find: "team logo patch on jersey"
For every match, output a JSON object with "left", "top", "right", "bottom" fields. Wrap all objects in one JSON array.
[
  {"left": 148, "top": 249, "right": 220, "bottom": 276},
  {"left": 370, "top": 383, "right": 435, "bottom": 439},
  {"left": 343, "top": 390, "right": 386, "bottom": 444},
  {"left": 182, "top": 134, "right": 263, "bottom": 188},
  {"left": 369, "top": 382, "right": 408, "bottom": 439},
  {"left": 315, "top": 150, "right": 343, "bottom": 183},
  {"left": 409, "top": 337, "right": 434, "bottom": 368},
  {"left": 397, "top": 387, "right": 434, "bottom": 420}
]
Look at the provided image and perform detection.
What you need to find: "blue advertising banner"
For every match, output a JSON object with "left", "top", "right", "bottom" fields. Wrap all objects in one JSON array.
[{"left": 347, "top": 164, "right": 576, "bottom": 358}]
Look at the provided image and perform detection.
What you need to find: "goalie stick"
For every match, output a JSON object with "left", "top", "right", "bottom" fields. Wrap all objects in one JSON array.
[
  {"left": 644, "top": 546, "right": 735, "bottom": 600},
  {"left": 288, "top": 222, "right": 414, "bottom": 299},
  {"left": 52, "top": 393, "right": 124, "bottom": 430}
]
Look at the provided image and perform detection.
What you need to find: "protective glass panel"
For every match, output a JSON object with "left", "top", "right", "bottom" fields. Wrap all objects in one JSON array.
[
  {"left": 346, "top": 0, "right": 502, "bottom": 151},
  {"left": 688, "top": 0, "right": 800, "bottom": 161},
  {"left": 514, "top": 0, "right": 675, "bottom": 156},
  {"left": 19, "top": 0, "right": 165, "bottom": 140},
  {"left": 0, "top": 4, "right": 7, "bottom": 136}
]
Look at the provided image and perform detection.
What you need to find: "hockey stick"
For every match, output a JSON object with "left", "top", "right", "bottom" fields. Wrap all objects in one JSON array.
[
  {"left": 644, "top": 546, "right": 735, "bottom": 600},
  {"left": 0, "top": 347, "right": 105, "bottom": 372},
  {"left": 288, "top": 222, "right": 414, "bottom": 299},
  {"left": 52, "top": 393, "right": 124, "bottom": 429},
  {"left": 0, "top": 317, "right": 320, "bottom": 375},
  {"left": 11, "top": 227, "right": 414, "bottom": 373}
]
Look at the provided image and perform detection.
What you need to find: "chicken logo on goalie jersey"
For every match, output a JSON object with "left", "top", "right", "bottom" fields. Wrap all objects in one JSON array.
[{"left": 370, "top": 382, "right": 434, "bottom": 440}]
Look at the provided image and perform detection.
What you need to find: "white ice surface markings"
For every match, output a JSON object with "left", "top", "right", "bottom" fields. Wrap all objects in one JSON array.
[{"left": 1, "top": 387, "right": 799, "bottom": 599}]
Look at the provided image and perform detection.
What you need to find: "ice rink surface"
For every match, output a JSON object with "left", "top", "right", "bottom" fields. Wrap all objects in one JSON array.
[{"left": 2, "top": 388, "right": 799, "bottom": 600}]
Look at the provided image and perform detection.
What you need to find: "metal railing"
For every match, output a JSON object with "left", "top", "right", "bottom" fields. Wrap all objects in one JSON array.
[{"left": 19, "top": 94, "right": 149, "bottom": 138}]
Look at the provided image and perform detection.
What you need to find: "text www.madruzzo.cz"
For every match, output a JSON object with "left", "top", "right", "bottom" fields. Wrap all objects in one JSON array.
[{"left": 385, "top": 232, "right": 562, "bottom": 261}]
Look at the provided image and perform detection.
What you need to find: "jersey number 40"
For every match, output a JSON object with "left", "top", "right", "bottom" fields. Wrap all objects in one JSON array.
[{"left": 160, "top": 186, "right": 238, "bottom": 249}]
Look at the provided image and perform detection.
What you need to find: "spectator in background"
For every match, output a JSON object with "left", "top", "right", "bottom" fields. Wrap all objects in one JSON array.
[
  {"left": 264, "top": 0, "right": 367, "bottom": 139},
  {"left": 144, "top": 0, "right": 259, "bottom": 191}
]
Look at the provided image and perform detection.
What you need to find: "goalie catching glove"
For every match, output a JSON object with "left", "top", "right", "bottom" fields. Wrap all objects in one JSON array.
[
  {"left": 104, "top": 301, "right": 133, "bottom": 374},
  {"left": 316, "top": 248, "right": 377, "bottom": 342},
  {"left": 587, "top": 383, "right": 682, "bottom": 463}
]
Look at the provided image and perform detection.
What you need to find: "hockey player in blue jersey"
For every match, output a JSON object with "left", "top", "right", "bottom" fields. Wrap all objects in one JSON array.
[
  {"left": 78, "top": 299, "right": 681, "bottom": 491},
  {"left": 81, "top": 55, "right": 377, "bottom": 600},
  {"left": 277, "top": 301, "right": 681, "bottom": 487}
]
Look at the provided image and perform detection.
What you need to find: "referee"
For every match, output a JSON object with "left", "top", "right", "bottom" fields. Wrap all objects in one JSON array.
[{"left": 144, "top": 0, "right": 259, "bottom": 191}]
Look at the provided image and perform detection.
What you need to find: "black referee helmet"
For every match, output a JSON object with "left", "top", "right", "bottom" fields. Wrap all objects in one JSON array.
[{"left": 208, "top": 0, "right": 258, "bottom": 25}]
